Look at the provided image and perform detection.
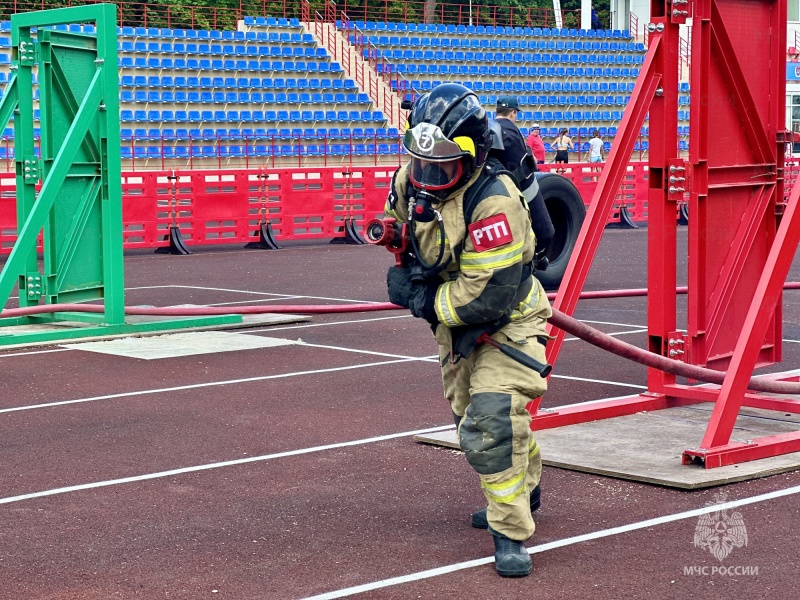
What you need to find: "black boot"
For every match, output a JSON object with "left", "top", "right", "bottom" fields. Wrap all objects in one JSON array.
[
  {"left": 490, "top": 529, "right": 532, "bottom": 577},
  {"left": 471, "top": 484, "right": 541, "bottom": 529}
]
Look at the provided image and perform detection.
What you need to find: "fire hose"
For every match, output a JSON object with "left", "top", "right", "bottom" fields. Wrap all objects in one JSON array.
[{"left": 3, "top": 296, "right": 800, "bottom": 395}]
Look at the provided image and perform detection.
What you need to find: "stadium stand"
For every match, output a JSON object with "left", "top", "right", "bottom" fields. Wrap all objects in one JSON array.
[{"left": 0, "top": 16, "right": 687, "bottom": 169}]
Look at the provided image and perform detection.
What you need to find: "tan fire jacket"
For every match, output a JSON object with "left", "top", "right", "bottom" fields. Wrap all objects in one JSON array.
[{"left": 384, "top": 162, "right": 549, "bottom": 329}]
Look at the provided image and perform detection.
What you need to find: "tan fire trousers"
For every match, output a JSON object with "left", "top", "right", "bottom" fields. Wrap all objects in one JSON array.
[{"left": 437, "top": 316, "right": 548, "bottom": 541}]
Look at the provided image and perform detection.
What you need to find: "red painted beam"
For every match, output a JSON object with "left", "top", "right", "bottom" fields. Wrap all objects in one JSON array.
[
  {"left": 529, "top": 392, "right": 701, "bottom": 430},
  {"left": 683, "top": 431, "right": 800, "bottom": 469}
]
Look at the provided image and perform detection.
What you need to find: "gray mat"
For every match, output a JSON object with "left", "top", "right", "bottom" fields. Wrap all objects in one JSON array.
[
  {"left": 0, "top": 310, "right": 308, "bottom": 350},
  {"left": 414, "top": 403, "right": 800, "bottom": 489}
]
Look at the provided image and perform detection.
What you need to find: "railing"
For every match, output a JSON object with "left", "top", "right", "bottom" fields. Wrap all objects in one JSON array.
[
  {"left": 629, "top": 12, "right": 639, "bottom": 41},
  {"left": 327, "top": 1, "right": 579, "bottom": 29},
  {"left": 678, "top": 30, "right": 691, "bottom": 79},
  {"left": 332, "top": 11, "right": 405, "bottom": 125},
  {"left": 0, "top": 133, "right": 658, "bottom": 174},
  {"left": 114, "top": 133, "right": 405, "bottom": 171},
  {"left": 0, "top": 1, "right": 587, "bottom": 32},
  {"left": 0, "top": 0, "right": 243, "bottom": 30},
  {"left": 0, "top": 1, "right": 322, "bottom": 29},
  {"left": 793, "top": 29, "right": 800, "bottom": 53}
]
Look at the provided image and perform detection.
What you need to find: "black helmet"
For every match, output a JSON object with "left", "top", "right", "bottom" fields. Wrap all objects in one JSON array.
[{"left": 403, "top": 83, "right": 490, "bottom": 194}]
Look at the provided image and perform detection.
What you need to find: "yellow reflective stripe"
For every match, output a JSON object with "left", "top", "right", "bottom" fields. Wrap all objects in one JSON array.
[
  {"left": 529, "top": 440, "right": 540, "bottom": 458},
  {"left": 436, "top": 229, "right": 449, "bottom": 251},
  {"left": 462, "top": 253, "right": 522, "bottom": 271},
  {"left": 460, "top": 239, "right": 525, "bottom": 271},
  {"left": 444, "top": 282, "right": 463, "bottom": 326},
  {"left": 511, "top": 277, "right": 540, "bottom": 320},
  {"left": 435, "top": 281, "right": 464, "bottom": 327},
  {"left": 482, "top": 471, "right": 526, "bottom": 504}
]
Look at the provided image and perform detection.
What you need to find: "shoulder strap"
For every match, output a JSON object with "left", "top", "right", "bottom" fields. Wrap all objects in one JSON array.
[{"left": 463, "top": 159, "right": 513, "bottom": 225}]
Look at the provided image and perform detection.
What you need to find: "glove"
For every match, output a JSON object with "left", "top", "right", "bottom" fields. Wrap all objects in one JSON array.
[
  {"left": 408, "top": 282, "right": 438, "bottom": 324},
  {"left": 387, "top": 266, "right": 438, "bottom": 324},
  {"left": 387, "top": 266, "right": 414, "bottom": 308}
]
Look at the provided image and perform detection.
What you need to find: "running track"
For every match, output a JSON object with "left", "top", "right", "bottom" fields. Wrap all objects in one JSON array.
[{"left": 1, "top": 228, "right": 799, "bottom": 599}]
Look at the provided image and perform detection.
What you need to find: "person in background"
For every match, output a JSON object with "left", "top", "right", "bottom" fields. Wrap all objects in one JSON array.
[
  {"left": 585, "top": 129, "right": 604, "bottom": 163},
  {"left": 525, "top": 123, "right": 546, "bottom": 165},
  {"left": 491, "top": 98, "right": 554, "bottom": 273},
  {"left": 553, "top": 128, "right": 573, "bottom": 171},
  {"left": 591, "top": 8, "right": 603, "bottom": 30}
]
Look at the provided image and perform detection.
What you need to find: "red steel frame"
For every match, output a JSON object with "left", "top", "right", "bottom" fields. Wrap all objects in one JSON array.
[{"left": 533, "top": 0, "right": 800, "bottom": 469}]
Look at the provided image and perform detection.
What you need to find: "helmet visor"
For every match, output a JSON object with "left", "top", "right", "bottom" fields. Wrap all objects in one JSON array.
[
  {"left": 409, "top": 156, "right": 464, "bottom": 191},
  {"left": 403, "top": 123, "right": 470, "bottom": 161}
]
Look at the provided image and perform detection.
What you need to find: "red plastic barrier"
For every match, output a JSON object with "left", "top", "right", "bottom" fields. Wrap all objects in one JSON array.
[
  {"left": 5, "top": 160, "right": 794, "bottom": 254},
  {"left": 253, "top": 165, "right": 393, "bottom": 241},
  {"left": 0, "top": 172, "right": 18, "bottom": 252},
  {"left": 538, "top": 162, "right": 649, "bottom": 224}
]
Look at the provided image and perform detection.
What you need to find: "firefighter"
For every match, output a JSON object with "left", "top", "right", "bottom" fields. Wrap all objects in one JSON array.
[{"left": 384, "top": 83, "right": 551, "bottom": 577}]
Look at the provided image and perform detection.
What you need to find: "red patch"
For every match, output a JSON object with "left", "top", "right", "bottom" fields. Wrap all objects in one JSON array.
[{"left": 468, "top": 213, "right": 513, "bottom": 252}]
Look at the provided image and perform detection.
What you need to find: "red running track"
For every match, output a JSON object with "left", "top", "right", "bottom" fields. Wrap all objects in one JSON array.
[{"left": 1, "top": 229, "right": 799, "bottom": 599}]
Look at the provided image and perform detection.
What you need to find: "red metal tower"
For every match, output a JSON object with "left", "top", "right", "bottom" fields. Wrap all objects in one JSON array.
[{"left": 532, "top": 0, "right": 800, "bottom": 468}]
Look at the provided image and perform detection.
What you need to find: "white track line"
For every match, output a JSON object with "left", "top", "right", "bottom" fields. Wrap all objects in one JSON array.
[
  {"left": 0, "top": 388, "right": 664, "bottom": 503},
  {"left": 0, "top": 347, "right": 73, "bottom": 358},
  {"left": 564, "top": 328, "right": 648, "bottom": 341},
  {"left": 300, "top": 342, "right": 440, "bottom": 362},
  {"left": 0, "top": 338, "right": 638, "bottom": 416},
  {"left": 141, "top": 284, "right": 385, "bottom": 305},
  {"left": 0, "top": 315, "right": 416, "bottom": 358},
  {"left": 0, "top": 425, "right": 455, "bottom": 505},
  {"left": 205, "top": 296, "right": 305, "bottom": 306},
  {"left": 579, "top": 318, "right": 646, "bottom": 328},
  {"left": 302, "top": 484, "right": 800, "bottom": 600},
  {"left": 0, "top": 357, "right": 420, "bottom": 415},
  {"left": 550, "top": 374, "right": 646, "bottom": 389},
  {"left": 253, "top": 313, "right": 414, "bottom": 333},
  {"left": 555, "top": 392, "right": 642, "bottom": 409}
]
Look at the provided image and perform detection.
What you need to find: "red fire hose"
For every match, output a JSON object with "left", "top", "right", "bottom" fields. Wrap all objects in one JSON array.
[
  {"left": 0, "top": 302, "right": 393, "bottom": 317},
  {"left": 2, "top": 290, "right": 799, "bottom": 395},
  {"left": 546, "top": 310, "right": 800, "bottom": 395}
]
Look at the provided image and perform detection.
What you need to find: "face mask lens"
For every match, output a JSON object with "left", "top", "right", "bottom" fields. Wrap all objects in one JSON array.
[{"left": 409, "top": 157, "right": 463, "bottom": 191}]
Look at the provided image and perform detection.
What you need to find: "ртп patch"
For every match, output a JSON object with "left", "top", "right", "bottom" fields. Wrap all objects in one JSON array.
[{"left": 468, "top": 213, "right": 513, "bottom": 252}]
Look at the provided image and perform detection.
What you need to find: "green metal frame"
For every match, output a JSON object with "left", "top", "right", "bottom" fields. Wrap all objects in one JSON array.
[{"left": 0, "top": 4, "right": 240, "bottom": 345}]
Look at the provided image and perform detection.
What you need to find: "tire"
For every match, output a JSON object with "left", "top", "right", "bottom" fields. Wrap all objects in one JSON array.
[{"left": 534, "top": 172, "right": 586, "bottom": 290}]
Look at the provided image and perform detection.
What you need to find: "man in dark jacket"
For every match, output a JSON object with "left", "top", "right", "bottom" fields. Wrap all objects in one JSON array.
[{"left": 491, "top": 96, "right": 554, "bottom": 272}]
